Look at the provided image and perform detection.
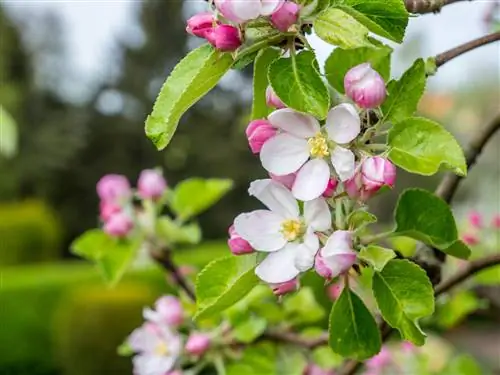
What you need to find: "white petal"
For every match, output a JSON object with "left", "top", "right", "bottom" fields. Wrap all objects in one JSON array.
[
  {"left": 249, "top": 179, "right": 299, "bottom": 218},
  {"left": 321, "top": 230, "right": 354, "bottom": 257},
  {"left": 304, "top": 198, "right": 332, "bottom": 232},
  {"left": 260, "top": 0, "right": 283, "bottom": 15},
  {"left": 292, "top": 159, "right": 330, "bottom": 201},
  {"left": 268, "top": 108, "right": 320, "bottom": 138},
  {"left": 331, "top": 146, "right": 356, "bottom": 181},
  {"left": 234, "top": 210, "right": 286, "bottom": 252},
  {"left": 231, "top": 1, "right": 261, "bottom": 21},
  {"left": 260, "top": 133, "right": 310, "bottom": 175},
  {"left": 294, "top": 228, "right": 320, "bottom": 271},
  {"left": 255, "top": 244, "right": 300, "bottom": 283},
  {"left": 325, "top": 103, "right": 361, "bottom": 144}
]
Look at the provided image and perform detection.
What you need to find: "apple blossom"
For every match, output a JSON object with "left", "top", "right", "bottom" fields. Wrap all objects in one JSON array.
[
  {"left": 234, "top": 179, "right": 331, "bottom": 283},
  {"left": 185, "top": 333, "right": 211, "bottom": 356},
  {"left": 138, "top": 169, "right": 167, "bottom": 200},
  {"left": 271, "top": 278, "right": 299, "bottom": 296},
  {"left": 271, "top": 1, "right": 301, "bottom": 32},
  {"left": 127, "top": 322, "right": 182, "bottom": 375},
  {"left": 269, "top": 172, "right": 296, "bottom": 190},
  {"left": 99, "top": 201, "right": 121, "bottom": 222},
  {"left": 246, "top": 119, "right": 277, "bottom": 154},
  {"left": 186, "top": 12, "right": 217, "bottom": 39},
  {"left": 327, "top": 282, "right": 343, "bottom": 300},
  {"left": 322, "top": 178, "right": 338, "bottom": 198},
  {"left": 493, "top": 214, "right": 500, "bottom": 229},
  {"left": 468, "top": 211, "right": 483, "bottom": 228},
  {"left": 462, "top": 233, "right": 479, "bottom": 246},
  {"left": 96, "top": 174, "right": 131, "bottom": 203},
  {"left": 266, "top": 86, "right": 286, "bottom": 109},
  {"left": 143, "top": 296, "right": 184, "bottom": 326},
  {"left": 344, "top": 63, "right": 387, "bottom": 109},
  {"left": 228, "top": 224, "right": 255, "bottom": 255},
  {"left": 208, "top": 24, "right": 242, "bottom": 52},
  {"left": 315, "top": 231, "right": 356, "bottom": 279},
  {"left": 215, "top": 0, "right": 284, "bottom": 24},
  {"left": 103, "top": 212, "right": 134, "bottom": 237},
  {"left": 260, "top": 105, "right": 361, "bottom": 201},
  {"left": 365, "top": 346, "right": 392, "bottom": 372},
  {"left": 345, "top": 157, "right": 396, "bottom": 201}
]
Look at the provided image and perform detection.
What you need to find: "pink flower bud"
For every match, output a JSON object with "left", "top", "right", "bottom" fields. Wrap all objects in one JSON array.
[
  {"left": 266, "top": 86, "right": 286, "bottom": 109},
  {"left": 327, "top": 282, "right": 343, "bottom": 301},
  {"left": 315, "top": 231, "right": 356, "bottom": 280},
  {"left": 154, "top": 296, "right": 184, "bottom": 326},
  {"left": 271, "top": 278, "right": 299, "bottom": 296},
  {"left": 344, "top": 63, "right": 386, "bottom": 109},
  {"left": 492, "top": 215, "right": 500, "bottom": 229},
  {"left": 361, "top": 157, "right": 396, "bottom": 191},
  {"left": 269, "top": 172, "right": 297, "bottom": 190},
  {"left": 366, "top": 347, "right": 392, "bottom": 370},
  {"left": 467, "top": 211, "right": 483, "bottom": 228},
  {"left": 208, "top": 25, "right": 242, "bottom": 52},
  {"left": 103, "top": 212, "right": 133, "bottom": 237},
  {"left": 185, "top": 333, "right": 211, "bottom": 356},
  {"left": 303, "top": 364, "right": 335, "bottom": 375},
  {"left": 96, "top": 174, "right": 131, "bottom": 203},
  {"left": 271, "top": 1, "right": 301, "bottom": 32},
  {"left": 322, "top": 178, "right": 338, "bottom": 198},
  {"left": 99, "top": 201, "right": 121, "bottom": 222},
  {"left": 462, "top": 233, "right": 479, "bottom": 246},
  {"left": 246, "top": 119, "right": 277, "bottom": 154},
  {"left": 137, "top": 169, "right": 167, "bottom": 200},
  {"left": 186, "top": 12, "right": 217, "bottom": 39},
  {"left": 228, "top": 225, "right": 255, "bottom": 255}
]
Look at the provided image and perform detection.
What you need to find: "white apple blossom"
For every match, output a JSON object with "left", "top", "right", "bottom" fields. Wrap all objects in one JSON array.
[
  {"left": 260, "top": 104, "right": 361, "bottom": 201},
  {"left": 215, "top": 0, "right": 284, "bottom": 24},
  {"left": 234, "top": 179, "right": 331, "bottom": 284}
]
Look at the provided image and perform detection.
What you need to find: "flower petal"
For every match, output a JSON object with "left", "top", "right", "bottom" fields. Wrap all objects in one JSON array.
[
  {"left": 234, "top": 210, "right": 286, "bottom": 252},
  {"left": 325, "top": 103, "right": 361, "bottom": 144},
  {"left": 268, "top": 108, "right": 320, "bottom": 138},
  {"left": 249, "top": 179, "right": 299, "bottom": 218},
  {"left": 292, "top": 159, "right": 330, "bottom": 201},
  {"left": 260, "top": 0, "right": 284, "bottom": 15},
  {"left": 255, "top": 244, "right": 300, "bottom": 283},
  {"left": 231, "top": 0, "right": 261, "bottom": 21},
  {"left": 260, "top": 133, "right": 310, "bottom": 175},
  {"left": 294, "top": 228, "right": 320, "bottom": 272},
  {"left": 322, "top": 230, "right": 354, "bottom": 257},
  {"left": 331, "top": 146, "right": 356, "bottom": 181},
  {"left": 304, "top": 197, "right": 332, "bottom": 232}
]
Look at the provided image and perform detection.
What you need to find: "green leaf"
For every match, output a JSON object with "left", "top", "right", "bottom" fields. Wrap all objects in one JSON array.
[
  {"left": 442, "top": 240, "right": 472, "bottom": 260},
  {"left": 393, "top": 189, "right": 469, "bottom": 259},
  {"left": 284, "top": 287, "right": 325, "bottom": 325},
  {"left": 437, "top": 290, "right": 483, "bottom": 328},
  {"left": 268, "top": 50, "right": 330, "bottom": 119},
  {"left": 314, "top": 8, "right": 374, "bottom": 49},
  {"left": 325, "top": 45, "right": 392, "bottom": 94},
  {"left": 170, "top": 178, "right": 233, "bottom": 221},
  {"left": 442, "top": 354, "right": 484, "bottom": 375},
  {"left": 233, "top": 315, "right": 268, "bottom": 343},
  {"left": 330, "top": 0, "right": 409, "bottom": 43},
  {"left": 145, "top": 44, "right": 233, "bottom": 150},
  {"left": 359, "top": 245, "right": 396, "bottom": 271},
  {"left": 252, "top": 48, "right": 281, "bottom": 120},
  {"left": 276, "top": 346, "right": 308, "bottom": 375},
  {"left": 70, "top": 229, "right": 140, "bottom": 286},
  {"left": 156, "top": 217, "right": 201, "bottom": 246},
  {"left": 475, "top": 264, "right": 500, "bottom": 285},
  {"left": 0, "top": 105, "right": 18, "bottom": 158},
  {"left": 329, "top": 287, "right": 381, "bottom": 360},
  {"left": 347, "top": 210, "right": 377, "bottom": 231},
  {"left": 388, "top": 117, "right": 467, "bottom": 176},
  {"left": 311, "top": 346, "right": 344, "bottom": 369},
  {"left": 381, "top": 58, "right": 426, "bottom": 124},
  {"left": 372, "top": 259, "right": 434, "bottom": 345},
  {"left": 195, "top": 255, "right": 259, "bottom": 321}
]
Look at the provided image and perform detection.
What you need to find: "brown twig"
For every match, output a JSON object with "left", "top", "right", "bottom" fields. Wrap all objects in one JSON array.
[{"left": 405, "top": 0, "right": 475, "bottom": 14}]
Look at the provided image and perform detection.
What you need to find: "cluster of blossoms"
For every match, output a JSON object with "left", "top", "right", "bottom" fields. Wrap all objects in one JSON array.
[
  {"left": 126, "top": 295, "right": 212, "bottom": 375},
  {"left": 186, "top": 0, "right": 301, "bottom": 52},
  {"left": 461, "top": 210, "right": 500, "bottom": 246},
  {"left": 228, "top": 61, "right": 395, "bottom": 294},
  {"left": 96, "top": 169, "right": 167, "bottom": 238}
]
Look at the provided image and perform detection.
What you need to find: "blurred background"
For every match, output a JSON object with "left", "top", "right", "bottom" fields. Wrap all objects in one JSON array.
[{"left": 0, "top": 0, "right": 498, "bottom": 374}]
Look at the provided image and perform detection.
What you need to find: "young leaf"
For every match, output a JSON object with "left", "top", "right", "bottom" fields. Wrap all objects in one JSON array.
[
  {"left": 359, "top": 246, "right": 396, "bottom": 271},
  {"left": 388, "top": 117, "right": 467, "bottom": 176},
  {"left": 314, "top": 8, "right": 373, "bottom": 49},
  {"left": 0, "top": 105, "right": 18, "bottom": 158},
  {"left": 170, "top": 178, "right": 233, "bottom": 221},
  {"left": 145, "top": 44, "right": 233, "bottom": 150},
  {"left": 436, "top": 290, "right": 483, "bottom": 328},
  {"left": 382, "top": 59, "right": 426, "bottom": 124},
  {"left": 392, "top": 189, "right": 470, "bottom": 259},
  {"left": 233, "top": 315, "right": 268, "bottom": 343},
  {"left": 347, "top": 210, "right": 377, "bottom": 231},
  {"left": 156, "top": 217, "right": 201, "bottom": 246},
  {"left": 268, "top": 50, "right": 330, "bottom": 119},
  {"left": 195, "top": 255, "right": 259, "bottom": 321},
  {"left": 252, "top": 48, "right": 281, "bottom": 120},
  {"left": 372, "top": 259, "right": 434, "bottom": 345},
  {"left": 330, "top": 0, "right": 409, "bottom": 43},
  {"left": 71, "top": 229, "right": 140, "bottom": 286},
  {"left": 442, "top": 240, "right": 472, "bottom": 260},
  {"left": 329, "top": 287, "right": 381, "bottom": 360},
  {"left": 325, "top": 46, "right": 392, "bottom": 94}
]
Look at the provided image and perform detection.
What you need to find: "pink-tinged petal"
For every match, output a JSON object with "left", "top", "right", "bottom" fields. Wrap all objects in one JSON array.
[
  {"left": 304, "top": 197, "right": 332, "bottom": 232},
  {"left": 331, "top": 146, "right": 356, "bottom": 181},
  {"left": 269, "top": 172, "right": 297, "bottom": 190},
  {"left": 292, "top": 159, "right": 330, "bottom": 201},
  {"left": 255, "top": 243, "right": 301, "bottom": 283},
  {"left": 249, "top": 179, "right": 299, "bottom": 218},
  {"left": 322, "top": 230, "right": 354, "bottom": 257},
  {"left": 271, "top": 278, "right": 299, "bottom": 296},
  {"left": 325, "top": 103, "right": 361, "bottom": 144},
  {"left": 294, "top": 228, "right": 320, "bottom": 271},
  {"left": 234, "top": 210, "right": 286, "bottom": 251},
  {"left": 260, "top": 0, "right": 285, "bottom": 15},
  {"left": 260, "top": 133, "right": 310, "bottom": 175},
  {"left": 214, "top": 0, "right": 245, "bottom": 23},
  {"left": 268, "top": 108, "right": 320, "bottom": 138},
  {"left": 231, "top": 0, "right": 262, "bottom": 21}
]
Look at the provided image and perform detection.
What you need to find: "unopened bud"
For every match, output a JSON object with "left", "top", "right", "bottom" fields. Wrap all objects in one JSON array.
[
  {"left": 185, "top": 333, "right": 211, "bottom": 356},
  {"left": 315, "top": 231, "right": 356, "bottom": 279},
  {"left": 99, "top": 201, "right": 121, "bottom": 222},
  {"left": 103, "top": 212, "right": 133, "bottom": 237},
  {"left": 462, "top": 233, "right": 479, "bottom": 246},
  {"left": 322, "top": 178, "right": 338, "bottom": 198},
  {"left": 271, "top": 278, "right": 299, "bottom": 296},
  {"left": 97, "top": 174, "right": 131, "bottom": 203},
  {"left": 228, "top": 225, "right": 254, "bottom": 255},
  {"left": 361, "top": 156, "right": 396, "bottom": 191},
  {"left": 186, "top": 12, "right": 217, "bottom": 39},
  {"left": 246, "top": 119, "right": 277, "bottom": 154},
  {"left": 208, "top": 24, "right": 242, "bottom": 52},
  {"left": 344, "top": 63, "right": 386, "bottom": 109},
  {"left": 271, "top": 1, "right": 301, "bottom": 32},
  {"left": 215, "top": 0, "right": 284, "bottom": 24},
  {"left": 467, "top": 211, "right": 483, "bottom": 228},
  {"left": 138, "top": 169, "right": 167, "bottom": 200},
  {"left": 266, "top": 86, "right": 286, "bottom": 109}
]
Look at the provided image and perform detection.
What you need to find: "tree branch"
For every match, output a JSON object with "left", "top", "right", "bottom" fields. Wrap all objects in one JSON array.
[
  {"left": 405, "top": 0, "right": 475, "bottom": 14},
  {"left": 435, "top": 32, "right": 500, "bottom": 68}
]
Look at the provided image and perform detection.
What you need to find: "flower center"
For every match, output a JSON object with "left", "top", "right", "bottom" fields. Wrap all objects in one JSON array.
[
  {"left": 308, "top": 133, "right": 330, "bottom": 158},
  {"left": 281, "top": 219, "right": 303, "bottom": 241},
  {"left": 155, "top": 341, "right": 169, "bottom": 356}
]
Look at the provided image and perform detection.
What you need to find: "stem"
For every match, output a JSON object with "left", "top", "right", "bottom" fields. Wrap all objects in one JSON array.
[
  {"left": 361, "top": 231, "right": 393, "bottom": 245},
  {"left": 261, "top": 330, "right": 329, "bottom": 349},
  {"left": 435, "top": 32, "right": 500, "bottom": 68},
  {"left": 405, "top": 0, "right": 476, "bottom": 14}
]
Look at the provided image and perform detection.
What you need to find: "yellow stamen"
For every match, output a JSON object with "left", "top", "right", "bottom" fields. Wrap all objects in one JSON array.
[
  {"left": 308, "top": 133, "right": 330, "bottom": 158},
  {"left": 155, "top": 342, "right": 169, "bottom": 356},
  {"left": 281, "top": 219, "right": 302, "bottom": 241}
]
